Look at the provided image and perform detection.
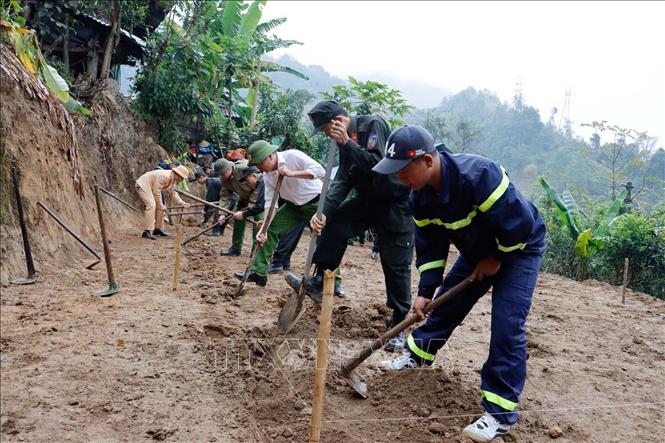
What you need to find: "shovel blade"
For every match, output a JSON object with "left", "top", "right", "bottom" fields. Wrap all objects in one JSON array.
[
  {"left": 95, "top": 283, "right": 119, "bottom": 297},
  {"left": 10, "top": 276, "right": 37, "bottom": 285},
  {"left": 86, "top": 260, "right": 101, "bottom": 270},
  {"left": 340, "top": 366, "right": 368, "bottom": 399},
  {"left": 277, "top": 291, "right": 306, "bottom": 333}
]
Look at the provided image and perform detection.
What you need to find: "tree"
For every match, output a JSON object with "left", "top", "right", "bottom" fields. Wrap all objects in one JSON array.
[
  {"left": 322, "top": 76, "right": 413, "bottom": 127},
  {"left": 582, "top": 121, "right": 654, "bottom": 201},
  {"left": 423, "top": 111, "right": 449, "bottom": 145},
  {"left": 452, "top": 119, "right": 482, "bottom": 153},
  {"left": 133, "top": 0, "right": 307, "bottom": 150}
]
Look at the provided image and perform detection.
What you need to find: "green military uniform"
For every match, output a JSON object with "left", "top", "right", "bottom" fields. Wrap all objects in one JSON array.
[
  {"left": 311, "top": 113, "right": 414, "bottom": 324},
  {"left": 220, "top": 160, "right": 264, "bottom": 252}
]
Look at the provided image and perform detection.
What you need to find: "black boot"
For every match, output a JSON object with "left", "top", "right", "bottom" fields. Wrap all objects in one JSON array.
[
  {"left": 221, "top": 247, "right": 241, "bottom": 256},
  {"left": 233, "top": 271, "right": 267, "bottom": 287},
  {"left": 153, "top": 228, "right": 170, "bottom": 237},
  {"left": 142, "top": 230, "right": 156, "bottom": 240}
]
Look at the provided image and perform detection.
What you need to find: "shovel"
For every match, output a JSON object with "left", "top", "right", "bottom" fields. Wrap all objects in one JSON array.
[
  {"left": 9, "top": 167, "right": 37, "bottom": 285},
  {"left": 38, "top": 201, "right": 102, "bottom": 269},
  {"left": 277, "top": 140, "right": 338, "bottom": 333},
  {"left": 233, "top": 175, "right": 284, "bottom": 298},
  {"left": 340, "top": 277, "right": 473, "bottom": 398}
]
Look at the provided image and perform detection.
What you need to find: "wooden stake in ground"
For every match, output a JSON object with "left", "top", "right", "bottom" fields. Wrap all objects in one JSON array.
[
  {"left": 622, "top": 258, "right": 629, "bottom": 304},
  {"left": 309, "top": 270, "right": 335, "bottom": 443},
  {"left": 172, "top": 225, "right": 183, "bottom": 292},
  {"left": 94, "top": 185, "right": 119, "bottom": 297}
]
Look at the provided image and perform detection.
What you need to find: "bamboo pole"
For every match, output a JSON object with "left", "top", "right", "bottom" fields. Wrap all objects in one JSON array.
[
  {"left": 172, "top": 225, "right": 183, "bottom": 292},
  {"left": 309, "top": 270, "right": 335, "bottom": 443},
  {"left": 622, "top": 258, "right": 629, "bottom": 304}
]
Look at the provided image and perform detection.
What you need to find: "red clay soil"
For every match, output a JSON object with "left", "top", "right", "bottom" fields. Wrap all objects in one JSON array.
[{"left": 1, "top": 218, "right": 663, "bottom": 442}]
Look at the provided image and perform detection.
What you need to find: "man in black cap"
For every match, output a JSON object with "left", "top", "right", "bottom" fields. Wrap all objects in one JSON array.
[
  {"left": 298, "top": 100, "right": 414, "bottom": 352},
  {"left": 373, "top": 125, "right": 546, "bottom": 443}
]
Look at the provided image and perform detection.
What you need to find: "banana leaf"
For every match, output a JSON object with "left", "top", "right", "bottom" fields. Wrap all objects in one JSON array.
[
  {"left": 239, "top": 0, "right": 266, "bottom": 37},
  {"left": 539, "top": 177, "right": 580, "bottom": 239}
]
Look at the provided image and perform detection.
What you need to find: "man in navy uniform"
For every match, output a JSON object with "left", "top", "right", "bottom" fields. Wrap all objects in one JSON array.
[{"left": 374, "top": 125, "right": 546, "bottom": 442}]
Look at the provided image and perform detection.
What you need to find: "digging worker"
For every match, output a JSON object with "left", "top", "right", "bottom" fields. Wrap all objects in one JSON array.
[
  {"left": 212, "top": 158, "right": 263, "bottom": 256},
  {"left": 135, "top": 165, "right": 190, "bottom": 240},
  {"left": 298, "top": 100, "right": 414, "bottom": 352},
  {"left": 195, "top": 170, "right": 224, "bottom": 237},
  {"left": 233, "top": 140, "right": 325, "bottom": 287},
  {"left": 236, "top": 165, "right": 265, "bottom": 226},
  {"left": 374, "top": 125, "right": 546, "bottom": 443}
]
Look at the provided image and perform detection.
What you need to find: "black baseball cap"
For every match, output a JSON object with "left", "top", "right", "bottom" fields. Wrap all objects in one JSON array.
[
  {"left": 240, "top": 166, "right": 261, "bottom": 181},
  {"left": 372, "top": 125, "right": 435, "bottom": 175},
  {"left": 307, "top": 100, "right": 348, "bottom": 134}
]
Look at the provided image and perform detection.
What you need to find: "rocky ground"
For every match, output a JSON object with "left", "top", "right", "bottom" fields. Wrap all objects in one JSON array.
[{"left": 1, "top": 218, "right": 663, "bottom": 442}]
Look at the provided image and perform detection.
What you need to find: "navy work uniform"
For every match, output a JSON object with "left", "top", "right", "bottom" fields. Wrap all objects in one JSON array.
[{"left": 409, "top": 149, "right": 546, "bottom": 424}]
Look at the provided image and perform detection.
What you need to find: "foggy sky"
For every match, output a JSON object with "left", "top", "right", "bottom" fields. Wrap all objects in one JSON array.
[{"left": 263, "top": 1, "right": 664, "bottom": 144}]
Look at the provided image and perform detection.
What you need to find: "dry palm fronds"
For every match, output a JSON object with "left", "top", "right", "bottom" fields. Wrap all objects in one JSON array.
[{"left": 0, "top": 43, "right": 85, "bottom": 197}]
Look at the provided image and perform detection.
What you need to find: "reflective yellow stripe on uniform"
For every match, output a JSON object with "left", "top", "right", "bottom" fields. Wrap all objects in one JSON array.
[
  {"left": 417, "top": 260, "right": 445, "bottom": 273},
  {"left": 478, "top": 166, "right": 509, "bottom": 212},
  {"left": 496, "top": 238, "right": 526, "bottom": 252},
  {"left": 407, "top": 335, "right": 436, "bottom": 361},
  {"left": 481, "top": 390, "right": 518, "bottom": 411},
  {"left": 413, "top": 209, "right": 477, "bottom": 230}
]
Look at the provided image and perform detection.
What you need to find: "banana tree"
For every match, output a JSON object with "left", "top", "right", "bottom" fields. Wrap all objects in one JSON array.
[{"left": 539, "top": 177, "right": 605, "bottom": 259}]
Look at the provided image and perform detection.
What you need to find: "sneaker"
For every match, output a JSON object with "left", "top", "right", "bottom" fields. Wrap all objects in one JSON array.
[
  {"left": 383, "top": 332, "right": 406, "bottom": 352},
  {"left": 370, "top": 251, "right": 379, "bottom": 260},
  {"left": 204, "top": 231, "right": 222, "bottom": 237},
  {"left": 268, "top": 263, "right": 284, "bottom": 274},
  {"left": 334, "top": 283, "right": 345, "bottom": 298},
  {"left": 382, "top": 352, "right": 420, "bottom": 371},
  {"left": 142, "top": 230, "right": 156, "bottom": 240},
  {"left": 233, "top": 271, "right": 267, "bottom": 287},
  {"left": 462, "top": 412, "right": 511, "bottom": 442},
  {"left": 220, "top": 247, "right": 241, "bottom": 256},
  {"left": 153, "top": 228, "right": 169, "bottom": 237}
]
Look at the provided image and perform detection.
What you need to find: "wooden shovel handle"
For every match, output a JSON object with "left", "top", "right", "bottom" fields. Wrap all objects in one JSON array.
[{"left": 342, "top": 278, "right": 473, "bottom": 373}]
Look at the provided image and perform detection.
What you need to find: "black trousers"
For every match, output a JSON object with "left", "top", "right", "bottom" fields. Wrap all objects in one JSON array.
[
  {"left": 313, "top": 196, "right": 414, "bottom": 323},
  {"left": 271, "top": 221, "right": 305, "bottom": 267}
]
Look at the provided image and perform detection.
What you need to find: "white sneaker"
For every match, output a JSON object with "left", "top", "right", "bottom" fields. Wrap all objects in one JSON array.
[
  {"left": 382, "top": 352, "right": 420, "bottom": 371},
  {"left": 462, "top": 412, "right": 511, "bottom": 442},
  {"left": 383, "top": 332, "right": 407, "bottom": 352}
]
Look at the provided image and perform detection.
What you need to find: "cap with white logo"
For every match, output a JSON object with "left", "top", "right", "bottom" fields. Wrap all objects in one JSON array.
[{"left": 373, "top": 125, "right": 436, "bottom": 175}]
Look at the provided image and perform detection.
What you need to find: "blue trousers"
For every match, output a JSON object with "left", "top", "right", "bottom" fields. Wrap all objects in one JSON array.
[{"left": 407, "top": 252, "right": 542, "bottom": 425}]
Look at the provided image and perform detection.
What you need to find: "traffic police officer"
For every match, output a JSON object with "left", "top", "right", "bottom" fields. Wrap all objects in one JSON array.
[
  {"left": 212, "top": 158, "right": 264, "bottom": 256},
  {"left": 303, "top": 101, "right": 414, "bottom": 351},
  {"left": 374, "top": 125, "right": 546, "bottom": 443}
]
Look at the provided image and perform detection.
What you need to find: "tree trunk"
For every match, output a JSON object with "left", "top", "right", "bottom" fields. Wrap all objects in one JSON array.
[
  {"left": 100, "top": 0, "right": 122, "bottom": 80},
  {"left": 249, "top": 78, "right": 259, "bottom": 128},
  {"left": 63, "top": 14, "right": 70, "bottom": 72}
]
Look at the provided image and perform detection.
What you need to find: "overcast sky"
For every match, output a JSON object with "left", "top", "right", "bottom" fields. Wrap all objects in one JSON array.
[{"left": 263, "top": 1, "right": 664, "bottom": 144}]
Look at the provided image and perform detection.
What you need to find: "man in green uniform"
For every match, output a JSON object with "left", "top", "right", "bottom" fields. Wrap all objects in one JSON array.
[
  {"left": 212, "top": 158, "right": 264, "bottom": 256},
  {"left": 294, "top": 101, "right": 414, "bottom": 351}
]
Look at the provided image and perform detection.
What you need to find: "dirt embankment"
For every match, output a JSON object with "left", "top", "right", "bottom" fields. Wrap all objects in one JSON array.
[{"left": 0, "top": 44, "right": 166, "bottom": 284}]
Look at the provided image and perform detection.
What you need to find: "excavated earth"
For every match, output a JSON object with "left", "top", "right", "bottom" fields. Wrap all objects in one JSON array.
[{"left": 1, "top": 217, "right": 663, "bottom": 442}]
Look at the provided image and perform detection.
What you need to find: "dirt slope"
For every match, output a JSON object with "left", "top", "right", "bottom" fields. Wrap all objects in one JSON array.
[
  {"left": 1, "top": 220, "right": 663, "bottom": 442},
  {"left": 1, "top": 44, "right": 167, "bottom": 284}
]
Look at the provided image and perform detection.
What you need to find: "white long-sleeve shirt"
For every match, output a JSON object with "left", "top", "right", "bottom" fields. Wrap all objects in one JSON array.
[{"left": 263, "top": 150, "right": 324, "bottom": 209}]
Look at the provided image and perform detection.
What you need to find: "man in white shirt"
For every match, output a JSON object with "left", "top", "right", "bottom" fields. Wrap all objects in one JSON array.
[{"left": 233, "top": 140, "right": 324, "bottom": 287}]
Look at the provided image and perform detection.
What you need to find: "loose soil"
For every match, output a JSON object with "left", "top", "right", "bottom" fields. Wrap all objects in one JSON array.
[{"left": 1, "top": 219, "right": 663, "bottom": 442}]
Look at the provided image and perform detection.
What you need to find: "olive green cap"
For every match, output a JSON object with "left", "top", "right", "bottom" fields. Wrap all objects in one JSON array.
[{"left": 247, "top": 140, "right": 278, "bottom": 165}]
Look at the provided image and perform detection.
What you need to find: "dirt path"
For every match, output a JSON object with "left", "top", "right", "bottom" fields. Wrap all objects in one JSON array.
[{"left": 1, "top": 221, "right": 663, "bottom": 442}]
